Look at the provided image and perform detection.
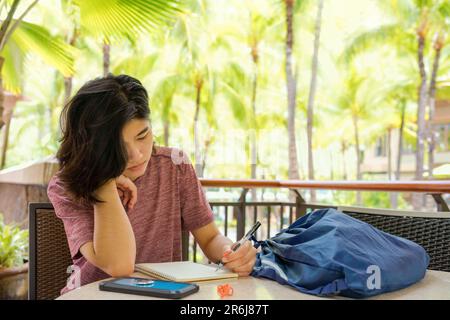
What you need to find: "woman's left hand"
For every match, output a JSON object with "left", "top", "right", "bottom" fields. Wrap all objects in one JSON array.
[{"left": 221, "top": 240, "right": 257, "bottom": 276}]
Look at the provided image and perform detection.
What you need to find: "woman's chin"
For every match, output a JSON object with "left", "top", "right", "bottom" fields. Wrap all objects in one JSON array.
[{"left": 125, "top": 162, "right": 148, "bottom": 180}]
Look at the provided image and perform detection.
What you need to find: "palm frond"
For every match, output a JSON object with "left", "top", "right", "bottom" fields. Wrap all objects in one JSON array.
[
  {"left": 112, "top": 52, "right": 158, "bottom": 80},
  {"left": 340, "top": 23, "right": 414, "bottom": 64},
  {"left": 221, "top": 81, "right": 248, "bottom": 125},
  {"left": 74, "top": 0, "right": 183, "bottom": 41},
  {"left": 2, "top": 38, "right": 24, "bottom": 93},
  {"left": 9, "top": 21, "right": 76, "bottom": 77}
]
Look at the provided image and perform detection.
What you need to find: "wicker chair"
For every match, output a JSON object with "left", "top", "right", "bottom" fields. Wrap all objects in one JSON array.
[
  {"left": 29, "top": 203, "right": 73, "bottom": 300},
  {"left": 338, "top": 206, "right": 450, "bottom": 272}
]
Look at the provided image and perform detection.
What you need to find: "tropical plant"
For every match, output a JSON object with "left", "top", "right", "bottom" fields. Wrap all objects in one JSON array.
[
  {"left": 0, "top": 214, "right": 28, "bottom": 269},
  {"left": 0, "top": 0, "right": 76, "bottom": 168}
]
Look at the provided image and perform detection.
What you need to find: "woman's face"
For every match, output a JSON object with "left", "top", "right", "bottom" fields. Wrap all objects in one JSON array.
[{"left": 121, "top": 118, "right": 153, "bottom": 181}]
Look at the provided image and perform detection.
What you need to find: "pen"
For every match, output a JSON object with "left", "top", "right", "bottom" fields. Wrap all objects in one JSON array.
[{"left": 215, "top": 221, "right": 261, "bottom": 271}]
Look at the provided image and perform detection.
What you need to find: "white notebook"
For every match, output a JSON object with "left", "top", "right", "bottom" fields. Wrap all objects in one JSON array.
[{"left": 135, "top": 261, "right": 238, "bottom": 282}]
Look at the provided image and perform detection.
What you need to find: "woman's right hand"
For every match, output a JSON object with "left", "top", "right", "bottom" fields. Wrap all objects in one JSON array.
[{"left": 115, "top": 175, "right": 138, "bottom": 210}]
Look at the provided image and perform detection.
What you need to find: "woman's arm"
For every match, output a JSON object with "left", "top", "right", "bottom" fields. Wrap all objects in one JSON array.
[
  {"left": 192, "top": 222, "right": 232, "bottom": 264},
  {"left": 80, "top": 178, "right": 137, "bottom": 277}
]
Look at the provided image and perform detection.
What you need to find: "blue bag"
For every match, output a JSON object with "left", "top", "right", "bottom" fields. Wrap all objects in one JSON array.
[{"left": 250, "top": 208, "right": 429, "bottom": 298}]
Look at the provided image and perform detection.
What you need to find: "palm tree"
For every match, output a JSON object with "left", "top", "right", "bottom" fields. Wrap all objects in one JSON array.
[
  {"left": 427, "top": 30, "right": 446, "bottom": 179},
  {"left": 284, "top": 0, "right": 300, "bottom": 180},
  {"left": 336, "top": 68, "right": 382, "bottom": 204},
  {"left": 306, "top": 0, "right": 324, "bottom": 200},
  {"left": 247, "top": 10, "right": 278, "bottom": 184},
  {"left": 173, "top": 0, "right": 230, "bottom": 177},
  {"left": 149, "top": 74, "right": 179, "bottom": 146},
  {"left": 220, "top": 2, "right": 280, "bottom": 188}
]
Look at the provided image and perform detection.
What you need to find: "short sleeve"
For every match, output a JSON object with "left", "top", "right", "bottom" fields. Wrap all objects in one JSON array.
[
  {"left": 47, "top": 177, "right": 94, "bottom": 260},
  {"left": 177, "top": 155, "right": 214, "bottom": 232}
]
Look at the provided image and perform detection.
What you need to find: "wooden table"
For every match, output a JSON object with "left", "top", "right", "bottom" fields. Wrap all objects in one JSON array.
[{"left": 57, "top": 269, "right": 450, "bottom": 300}]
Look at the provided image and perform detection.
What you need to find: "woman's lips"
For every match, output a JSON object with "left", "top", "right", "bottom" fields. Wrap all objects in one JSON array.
[{"left": 128, "top": 161, "right": 146, "bottom": 172}]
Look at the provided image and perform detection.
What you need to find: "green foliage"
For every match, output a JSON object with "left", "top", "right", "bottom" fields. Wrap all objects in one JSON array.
[
  {"left": 0, "top": 214, "right": 28, "bottom": 269},
  {"left": 74, "top": 0, "right": 183, "bottom": 41},
  {"left": 10, "top": 21, "right": 76, "bottom": 77}
]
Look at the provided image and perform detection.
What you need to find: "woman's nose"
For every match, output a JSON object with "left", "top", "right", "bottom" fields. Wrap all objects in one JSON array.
[{"left": 128, "top": 146, "right": 143, "bottom": 163}]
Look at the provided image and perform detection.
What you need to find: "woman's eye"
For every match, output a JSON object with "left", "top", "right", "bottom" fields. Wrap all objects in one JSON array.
[{"left": 138, "top": 133, "right": 148, "bottom": 140}]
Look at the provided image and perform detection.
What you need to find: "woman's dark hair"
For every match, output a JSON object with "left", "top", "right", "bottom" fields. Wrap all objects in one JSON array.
[{"left": 57, "top": 74, "right": 150, "bottom": 205}]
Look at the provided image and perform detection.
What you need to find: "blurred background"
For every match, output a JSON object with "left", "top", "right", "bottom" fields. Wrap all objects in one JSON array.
[{"left": 0, "top": 1, "right": 449, "bottom": 298}]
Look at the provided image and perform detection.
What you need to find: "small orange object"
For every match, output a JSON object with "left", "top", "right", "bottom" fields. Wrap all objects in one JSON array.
[{"left": 217, "top": 284, "right": 234, "bottom": 298}]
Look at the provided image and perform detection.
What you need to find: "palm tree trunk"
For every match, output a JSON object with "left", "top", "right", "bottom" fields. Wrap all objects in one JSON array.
[
  {"left": 388, "top": 127, "right": 396, "bottom": 208},
  {"left": 352, "top": 113, "right": 362, "bottom": 204},
  {"left": 201, "top": 137, "right": 212, "bottom": 177},
  {"left": 416, "top": 34, "right": 427, "bottom": 181},
  {"left": 392, "top": 102, "right": 406, "bottom": 209},
  {"left": 427, "top": 32, "right": 443, "bottom": 180},
  {"left": 329, "top": 151, "right": 334, "bottom": 180},
  {"left": 0, "top": 56, "right": 5, "bottom": 131},
  {"left": 47, "top": 71, "right": 58, "bottom": 138},
  {"left": 103, "top": 39, "right": 110, "bottom": 77},
  {"left": 285, "top": 0, "right": 300, "bottom": 180},
  {"left": 0, "top": 108, "right": 12, "bottom": 169},
  {"left": 396, "top": 102, "right": 406, "bottom": 181},
  {"left": 163, "top": 121, "right": 170, "bottom": 147},
  {"left": 341, "top": 141, "right": 347, "bottom": 180},
  {"left": 306, "top": 0, "right": 324, "bottom": 202},
  {"left": 194, "top": 77, "right": 203, "bottom": 177},
  {"left": 63, "top": 27, "right": 78, "bottom": 107},
  {"left": 414, "top": 31, "right": 428, "bottom": 210},
  {"left": 251, "top": 50, "right": 258, "bottom": 200},
  {"left": 387, "top": 127, "right": 392, "bottom": 180}
]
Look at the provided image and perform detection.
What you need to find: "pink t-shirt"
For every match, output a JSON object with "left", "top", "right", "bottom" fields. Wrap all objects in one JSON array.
[{"left": 47, "top": 146, "right": 214, "bottom": 295}]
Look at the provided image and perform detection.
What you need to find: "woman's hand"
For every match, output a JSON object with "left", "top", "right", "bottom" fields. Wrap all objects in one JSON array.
[
  {"left": 115, "top": 175, "right": 138, "bottom": 210},
  {"left": 221, "top": 240, "right": 257, "bottom": 276}
]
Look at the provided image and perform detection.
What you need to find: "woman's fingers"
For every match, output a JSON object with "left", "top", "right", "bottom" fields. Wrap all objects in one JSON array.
[
  {"left": 223, "top": 240, "right": 252, "bottom": 263},
  {"left": 122, "top": 189, "right": 130, "bottom": 208},
  {"left": 116, "top": 175, "right": 138, "bottom": 210},
  {"left": 234, "top": 256, "right": 257, "bottom": 276},
  {"left": 223, "top": 241, "right": 257, "bottom": 273},
  {"left": 117, "top": 188, "right": 125, "bottom": 206},
  {"left": 128, "top": 182, "right": 137, "bottom": 209}
]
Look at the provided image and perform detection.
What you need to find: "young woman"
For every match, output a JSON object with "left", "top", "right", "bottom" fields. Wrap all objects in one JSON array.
[{"left": 48, "top": 74, "right": 257, "bottom": 295}]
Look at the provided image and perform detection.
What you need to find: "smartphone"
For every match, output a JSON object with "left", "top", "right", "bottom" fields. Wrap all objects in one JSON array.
[{"left": 99, "top": 277, "right": 199, "bottom": 299}]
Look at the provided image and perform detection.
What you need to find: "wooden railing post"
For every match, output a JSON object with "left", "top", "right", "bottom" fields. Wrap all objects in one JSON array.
[
  {"left": 290, "top": 189, "right": 306, "bottom": 219},
  {"left": 181, "top": 230, "right": 189, "bottom": 261},
  {"left": 431, "top": 194, "right": 450, "bottom": 212},
  {"left": 236, "top": 188, "right": 249, "bottom": 241}
]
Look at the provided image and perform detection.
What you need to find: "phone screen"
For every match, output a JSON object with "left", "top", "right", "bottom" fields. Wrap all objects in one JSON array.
[{"left": 113, "top": 278, "right": 192, "bottom": 291}]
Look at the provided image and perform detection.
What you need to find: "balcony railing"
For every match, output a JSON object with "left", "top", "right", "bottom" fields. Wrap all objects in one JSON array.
[{"left": 182, "top": 179, "right": 450, "bottom": 262}]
